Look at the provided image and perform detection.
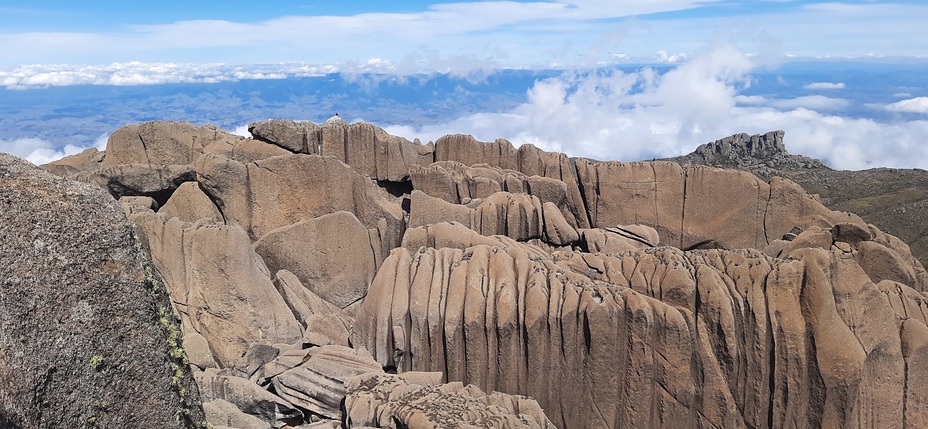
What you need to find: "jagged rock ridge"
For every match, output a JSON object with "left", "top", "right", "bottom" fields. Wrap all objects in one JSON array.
[
  {"left": 664, "top": 130, "right": 928, "bottom": 268},
  {"left": 25, "top": 119, "right": 928, "bottom": 428}
]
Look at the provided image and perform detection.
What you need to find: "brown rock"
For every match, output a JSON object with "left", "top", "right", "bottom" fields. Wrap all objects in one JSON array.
[
  {"left": 271, "top": 345, "right": 383, "bottom": 420},
  {"left": 352, "top": 242, "right": 928, "bottom": 428},
  {"left": 407, "top": 189, "right": 471, "bottom": 229},
  {"left": 159, "top": 181, "right": 223, "bottom": 223},
  {"left": 249, "top": 118, "right": 434, "bottom": 181},
  {"left": 195, "top": 368, "right": 302, "bottom": 424},
  {"left": 254, "top": 211, "right": 377, "bottom": 310},
  {"left": 102, "top": 121, "right": 242, "bottom": 167},
  {"left": 203, "top": 399, "right": 271, "bottom": 429},
  {"left": 195, "top": 153, "right": 405, "bottom": 255},
  {"left": 131, "top": 212, "right": 302, "bottom": 367}
]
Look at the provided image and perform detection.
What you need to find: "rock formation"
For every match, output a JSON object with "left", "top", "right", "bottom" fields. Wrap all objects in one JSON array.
[
  {"left": 664, "top": 130, "right": 928, "bottom": 267},
  {"left": 24, "top": 119, "right": 928, "bottom": 428},
  {"left": 0, "top": 153, "right": 205, "bottom": 428}
]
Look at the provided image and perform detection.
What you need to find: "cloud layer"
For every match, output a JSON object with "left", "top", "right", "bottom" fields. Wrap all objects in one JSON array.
[
  {"left": 387, "top": 43, "right": 928, "bottom": 171},
  {"left": 0, "top": 63, "right": 338, "bottom": 89},
  {"left": 2, "top": 135, "right": 108, "bottom": 165}
]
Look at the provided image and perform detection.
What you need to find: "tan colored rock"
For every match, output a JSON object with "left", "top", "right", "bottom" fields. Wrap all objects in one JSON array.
[
  {"left": 159, "top": 181, "right": 223, "bottom": 223},
  {"left": 255, "top": 211, "right": 377, "bottom": 309},
  {"left": 472, "top": 192, "right": 544, "bottom": 241},
  {"left": 407, "top": 189, "right": 471, "bottom": 229},
  {"left": 118, "top": 195, "right": 157, "bottom": 217},
  {"left": 249, "top": 119, "right": 435, "bottom": 181},
  {"left": 353, "top": 242, "right": 928, "bottom": 428},
  {"left": 344, "top": 372, "right": 555, "bottom": 428},
  {"left": 542, "top": 201, "right": 579, "bottom": 245},
  {"left": 203, "top": 399, "right": 271, "bottom": 429},
  {"left": 409, "top": 160, "right": 585, "bottom": 229},
  {"left": 131, "top": 212, "right": 302, "bottom": 367},
  {"left": 184, "top": 332, "right": 218, "bottom": 370},
  {"left": 74, "top": 163, "right": 196, "bottom": 198},
  {"left": 42, "top": 147, "right": 105, "bottom": 175},
  {"left": 271, "top": 270, "right": 352, "bottom": 346},
  {"left": 102, "top": 121, "right": 242, "bottom": 167},
  {"left": 203, "top": 138, "right": 292, "bottom": 163},
  {"left": 195, "top": 368, "right": 302, "bottom": 424},
  {"left": 402, "top": 221, "right": 506, "bottom": 252},
  {"left": 271, "top": 345, "right": 383, "bottom": 420},
  {"left": 195, "top": 153, "right": 405, "bottom": 256},
  {"left": 575, "top": 160, "right": 870, "bottom": 251}
]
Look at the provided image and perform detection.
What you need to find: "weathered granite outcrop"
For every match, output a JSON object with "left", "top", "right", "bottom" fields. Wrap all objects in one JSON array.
[
  {"left": 32, "top": 120, "right": 928, "bottom": 428},
  {"left": 249, "top": 118, "right": 435, "bottom": 182},
  {"left": 0, "top": 153, "right": 205, "bottom": 428},
  {"left": 352, "top": 242, "right": 928, "bottom": 428},
  {"left": 344, "top": 372, "right": 556, "bottom": 428}
]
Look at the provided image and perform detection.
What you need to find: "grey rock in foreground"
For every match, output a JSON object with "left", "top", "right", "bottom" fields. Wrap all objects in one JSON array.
[{"left": 0, "top": 153, "right": 205, "bottom": 428}]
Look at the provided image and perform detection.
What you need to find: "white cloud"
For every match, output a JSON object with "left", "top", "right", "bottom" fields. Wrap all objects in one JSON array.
[
  {"left": 0, "top": 62, "right": 338, "bottom": 89},
  {"left": 769, "top": 95, "right": 849, "bottom": 111},
  {"left": 0, "top": 134, "right": 108, "bottom": 165},
  {"left": 388, "top": 42, "right": 928, "bottom": 171},
  {"left": 803, "top": 81, "right": 845, "bottom": 89},
  {"left": 885, "top": 97, "right": 928, "bottom": 114}
]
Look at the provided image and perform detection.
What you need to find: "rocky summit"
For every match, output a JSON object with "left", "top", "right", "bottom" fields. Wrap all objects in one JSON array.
[{"left": 2, "top": 117, "right": 927, "bottom": 428}]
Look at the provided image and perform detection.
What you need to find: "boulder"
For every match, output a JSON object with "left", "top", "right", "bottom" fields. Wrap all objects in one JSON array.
[
  {"left": 195, "top": 153, "right": 405, "bottom": 256},
  {"left": 195, "top": 368, "right": 302, "bottom": 424},
  {"left": 102, "top": 121, "right": 242, "bottom": 167},
  {"left": 270, "top": 270, "right": 352, "bottom": 346},
  {"left": 249, "top": 118, "right": 435, "bottom": 181},
  {"left": 131, "top": 212, "right": 303, "bottom": 367},
  {"left": 254, "top": 211, "right": 377, "bottom": 310},
  {"left": 159, "top": 181, "right": 223, "bottom": 223},
  {"left": 203, "top": 399, "right": 271, "bottom": 429},
  {"left": 0, "top": 153, "right": 205, "bottom": 428},
  {"left": 270, "top": 345, "right": 383, "bottom": 420}
]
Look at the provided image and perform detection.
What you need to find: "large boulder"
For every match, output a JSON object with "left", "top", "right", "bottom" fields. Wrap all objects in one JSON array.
[
  {"left": 131, "top": 212, "right": 303, "bottom": 367},
  {"left": 102, "top": 121, "right": 242, "bottom": 167},
  {"left": 249, "top": 118, "right": 435, "bottom": 182},
  {"left": 0, "top": 153, "right": 205, "bottom": 428},
  {"left": 195, "top": 153, "right": 405, "bottom": 258},
  {"left": 254, "top": 211, "right": 378, "bottom": 310}
]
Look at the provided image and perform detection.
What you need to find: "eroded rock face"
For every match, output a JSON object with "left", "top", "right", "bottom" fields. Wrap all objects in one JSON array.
[
  {"left": 0, "top": 153, "right": 205, "bottom": 428},
  {"left": 254, "top": 211, "right": 378, "bottom": 310},
  {"left": 352, "top": 243, "right": 928, "bottom": 428}
]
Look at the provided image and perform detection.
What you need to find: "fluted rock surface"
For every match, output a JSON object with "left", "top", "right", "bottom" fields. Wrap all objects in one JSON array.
[
  {"left": 37, "top": 120, "right": 928, "bottom": 428},
  {"left": 352, "top": 242, "right": 928, "bottom": 428}
]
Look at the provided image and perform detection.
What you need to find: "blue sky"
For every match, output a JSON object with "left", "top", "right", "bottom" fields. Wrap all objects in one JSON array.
[
  {"left": 2, "top": 1, "right": 927, "bottom": 67},
  {"left": 2, "top": 1, "right": 928, "bottom": 170}
]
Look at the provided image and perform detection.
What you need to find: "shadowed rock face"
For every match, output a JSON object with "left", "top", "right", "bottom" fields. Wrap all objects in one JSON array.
[
  {"left": 37, "top": 120, "right": 928, "bottom": 428},
  {"left": 0, "top": 153, "right": 205, "bottom": 428}
]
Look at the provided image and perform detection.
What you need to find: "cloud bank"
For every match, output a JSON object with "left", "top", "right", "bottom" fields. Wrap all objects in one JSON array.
[
  {"left": 387, "top": 43, "right": 928, "bottom": 171},
  {"left": 2, "top": 135, "right": 108, "bottom": 166},
  {"left": 0, "top": 63, "right": 339, "bottom": 89},
  {"left": 885, "top": 97, "right": 928, "bottom": 114}
]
